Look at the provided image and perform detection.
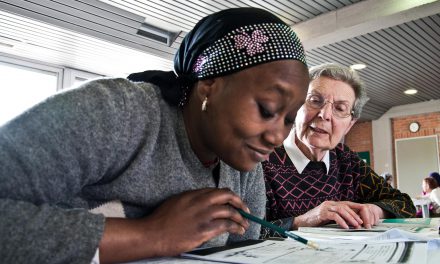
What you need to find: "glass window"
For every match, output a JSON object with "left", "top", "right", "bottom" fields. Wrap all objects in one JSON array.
[
  {"left": 63, "top": 68, "right": 102, "bottom": 89},
  {"left": 0, "top": 60, "right": 60, "bottom": 125}
]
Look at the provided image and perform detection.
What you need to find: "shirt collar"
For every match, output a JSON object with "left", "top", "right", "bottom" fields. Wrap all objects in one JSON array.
[{"left": 283, "top": 130, "right": 330, "bottom": 174}]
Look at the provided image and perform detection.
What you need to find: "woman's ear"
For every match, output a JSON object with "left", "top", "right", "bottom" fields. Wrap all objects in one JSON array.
[
  {"left": 343, "top": 118, "right": 357, "bottom": 136},
  {"left": 195, "top": 78, "right": 216, "bottom": 101}
]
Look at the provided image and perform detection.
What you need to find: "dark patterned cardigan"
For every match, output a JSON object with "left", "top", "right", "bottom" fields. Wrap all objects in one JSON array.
[{"left": 262, "top": 143, "right": 416, "bottom": 237}]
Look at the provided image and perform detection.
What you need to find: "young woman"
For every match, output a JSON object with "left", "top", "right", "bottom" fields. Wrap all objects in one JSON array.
[
  {"left": 420, "top": 177, "right": 440, "bottom": 216},
  {"left": 0, "top": 8, "right": 309, "bottom": 263}
]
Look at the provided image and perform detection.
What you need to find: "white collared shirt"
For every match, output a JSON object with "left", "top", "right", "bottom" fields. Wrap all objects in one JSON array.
[{"left": 283, "top": 130, "right": 330, "bottom": 174}]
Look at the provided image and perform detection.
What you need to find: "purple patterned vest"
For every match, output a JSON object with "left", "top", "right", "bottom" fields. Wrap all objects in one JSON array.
[{"left": 263, "top": 144, "right": 362, "bottom": 221}]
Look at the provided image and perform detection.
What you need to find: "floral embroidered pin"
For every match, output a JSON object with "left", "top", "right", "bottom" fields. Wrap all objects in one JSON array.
[{"left": 234, "top": 30, "right": 269, "bottom": 56}]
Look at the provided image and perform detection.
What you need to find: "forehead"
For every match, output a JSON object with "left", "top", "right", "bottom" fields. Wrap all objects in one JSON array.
[
  {"left": 308, "top": 76, "right": 355, "bottom": 103},
  {"left": 232, "top": 60, "right": 308, "bottom": 94}
]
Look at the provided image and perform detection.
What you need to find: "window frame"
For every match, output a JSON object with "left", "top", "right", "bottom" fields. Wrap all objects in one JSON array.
[
  {"left": 63, "top": 68, "right": 103, "bottom": 89},
  {"left": 0, "top": 54, "right": 63, "bottom": 91}
]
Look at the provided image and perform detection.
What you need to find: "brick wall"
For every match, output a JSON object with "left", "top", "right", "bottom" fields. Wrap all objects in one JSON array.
[
  {"left": 392, "top": 112, "right": 440, "bottom": 141},
  {"left": 392, "top": 111, "right": 440, "bottom": 163},
  {"left": 390, "top": 112, "right": 440, "bottom": 189},
  {"left": 342, "top": 112, "right": 440, "bottom": 174},
  {"left": 345, "top": 121, "right": 374, "bottom": 169}
]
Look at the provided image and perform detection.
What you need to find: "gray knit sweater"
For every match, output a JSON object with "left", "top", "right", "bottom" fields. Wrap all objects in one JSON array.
[{"left": 0, "top": 78, "right": 265, "bottom": 263}]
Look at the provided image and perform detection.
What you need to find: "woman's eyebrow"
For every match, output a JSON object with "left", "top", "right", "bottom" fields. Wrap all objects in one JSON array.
[
  {"left": 308, "top": 92, "right": 351, "bottom": 103},
  {"left": 261, "top": 85, "right": 289, "bottom": 99},
  {"left": 270, "top": 85, "right": 289, "bottom": 96}
]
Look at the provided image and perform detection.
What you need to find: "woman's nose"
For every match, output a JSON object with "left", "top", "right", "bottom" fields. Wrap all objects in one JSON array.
[
  {"left": 318, "top": 101, "right": 333, "bottom": 120},
  {"left": 264, "top": 121, "right": 289, "bottom": 147}
]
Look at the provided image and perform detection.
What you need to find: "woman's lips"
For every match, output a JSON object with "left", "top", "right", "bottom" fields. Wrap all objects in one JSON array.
[
  {"left": 248, "top": 145, "right": 271, "bottom": 162},
  {"left": 310, "top": 126, "right": 328, "bottom": 134}
]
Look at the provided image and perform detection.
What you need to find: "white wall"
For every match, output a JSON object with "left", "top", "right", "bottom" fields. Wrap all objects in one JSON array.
[
  {"left": 395, "top": 135, "right": 439, "bottom": 197},
  {"left": 372, "top": 99, "right": 440, "bottom": 175}
]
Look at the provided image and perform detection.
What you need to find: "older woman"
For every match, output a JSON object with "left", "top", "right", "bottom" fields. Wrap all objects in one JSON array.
[
  {"left": 263, "top": 63, "right": 415, "bottom": 235},
  {"left": 381, "top": 172, "right": 393, "bottom": 187},
  {"left": 0, "top": 8, "right": 309, "bottom": 263}
]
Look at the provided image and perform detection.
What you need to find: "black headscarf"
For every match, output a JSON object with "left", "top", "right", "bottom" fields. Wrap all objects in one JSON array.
[{"left": 128, "top": 7, "right": 306, "bottom": 106}]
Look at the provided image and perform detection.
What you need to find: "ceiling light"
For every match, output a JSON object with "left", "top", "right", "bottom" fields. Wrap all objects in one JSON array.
[
  {"left": 404, "top": 89, "right": 417, "bottom": 95},
  {"left": 350, "top": 64, "right": 367, "bottom": 70},
  {"left": 137, "top": 23, "right": 179, "bottom": 46},
  {"left": 0, "top": 35, "right": 22, "bottom": 49},
  {"left": 0, "top": 42, "right": 14, "bottom": 48}
]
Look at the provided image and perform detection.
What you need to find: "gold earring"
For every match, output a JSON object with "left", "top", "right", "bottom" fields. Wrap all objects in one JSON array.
[{"left": 201, "top": 97, "right": 208, "bottom": 111}]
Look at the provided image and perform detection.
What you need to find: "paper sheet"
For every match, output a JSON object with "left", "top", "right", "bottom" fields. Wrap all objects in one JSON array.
[
  {"left": 129, "top": 218, "right": 440, "bottom": 263},
  {"left": 296, "top": 218, "right": 440, "bottom": 242},
  {"left": 182, "top": 239, "right": 428, "bottom": 264}
]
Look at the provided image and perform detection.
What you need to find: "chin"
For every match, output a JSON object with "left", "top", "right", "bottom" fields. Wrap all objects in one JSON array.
[
  {"left": 305, "top": 138, "right": 327, "bottom": 148},
  {"left": 306, "top": 141, "right": 332, "bottom": 152},
  {"left": 230, "top": 160, "right": 257, "bottom": 172}
]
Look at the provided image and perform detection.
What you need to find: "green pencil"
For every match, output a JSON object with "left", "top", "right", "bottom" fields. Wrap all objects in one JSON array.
[{"left": 237, "top": 208, "right": 319, "bottom": 250}]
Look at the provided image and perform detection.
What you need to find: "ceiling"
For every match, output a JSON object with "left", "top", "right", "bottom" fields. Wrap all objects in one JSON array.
[{"left": 0, "top": 0, "right": 439, "bottom": 120}]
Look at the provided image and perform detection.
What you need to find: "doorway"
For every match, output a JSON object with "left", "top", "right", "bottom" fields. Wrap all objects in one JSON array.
[{"left": 395, "top": 135, "right": 439, "bottom": 197}]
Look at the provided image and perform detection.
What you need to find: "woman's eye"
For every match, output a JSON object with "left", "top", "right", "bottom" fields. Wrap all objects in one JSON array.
[
  {"left": 310, "top": 98, "right": 319, "bottom": 103},
  {"left": 284, "top": 117, "right": 295, "bottom": 126},
  {"left": 307, "top": 95, "right": 324, "bottom": 107},
  {"left": 309, "top": 95, "right": 322, "bottom": 103},
  {"left": 335, "top": 103, "right": 348, "bottom": 112},
  {"left": 258, "top": 104, "right": 274, "bottom": 119}
]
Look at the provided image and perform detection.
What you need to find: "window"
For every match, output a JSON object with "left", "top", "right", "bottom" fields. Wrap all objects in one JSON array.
[
  {"left": 0, "top": 58, "right": 62, "bottom": 125},
  {"left": 0, "top": 57, "right": 103, "bottom": 126},
  {"left": 63, "top": 68, "right": 102, "bottom": 89}
]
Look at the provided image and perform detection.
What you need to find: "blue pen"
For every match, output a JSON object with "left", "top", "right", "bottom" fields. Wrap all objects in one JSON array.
[{"left": 237, "top": 208, "right": 319, "bottom": 249}]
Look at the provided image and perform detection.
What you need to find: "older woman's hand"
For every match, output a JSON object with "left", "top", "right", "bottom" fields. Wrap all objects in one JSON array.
[{"left": 292, "top": 201, "right": 385, "bottom": 230}]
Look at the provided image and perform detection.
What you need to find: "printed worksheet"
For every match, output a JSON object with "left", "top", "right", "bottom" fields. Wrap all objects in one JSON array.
[
  {"left": 296, "top": 218, "right": 440, "bottom": 242},
  {"left": 182, "top": 239, "right": 427, "bottom": 264}
]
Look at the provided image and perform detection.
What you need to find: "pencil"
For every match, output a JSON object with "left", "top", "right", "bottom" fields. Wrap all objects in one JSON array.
[{"left": 237, "top": 208, "right": 319, "bottom": 250}]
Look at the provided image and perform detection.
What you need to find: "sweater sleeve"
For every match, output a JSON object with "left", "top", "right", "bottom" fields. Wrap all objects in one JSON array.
[
  {"left": 244, "top": 163, "right": 266, "bottom": 239},
  {"left": 0, "top": 78, "right": 159, "bottom": 263},
  {"left": 354, "top": 152, "right": 416, "bottom": 218},
  {"left": 429, "top": 188, "right": 440, "bottom": 207},
  {"left": 227, "top": 163, "right": 266, "bottom": 243},
  {"left": 259, "top": 217, "right": 292, "bottom": 239}
]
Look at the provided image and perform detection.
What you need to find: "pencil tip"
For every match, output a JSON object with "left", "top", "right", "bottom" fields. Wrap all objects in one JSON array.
[{"left": 308, "top": 241, "right": 319, "bottom": 250}]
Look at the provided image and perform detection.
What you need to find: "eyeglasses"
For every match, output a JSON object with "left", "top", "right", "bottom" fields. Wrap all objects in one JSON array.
[{"left": 305, "top": 93, "right": 354, "bottom": 118}]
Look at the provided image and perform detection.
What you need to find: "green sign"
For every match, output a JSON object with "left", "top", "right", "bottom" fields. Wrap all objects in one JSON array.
[{"left": 358, "top": 151, "right": 370, "bottom": 166}]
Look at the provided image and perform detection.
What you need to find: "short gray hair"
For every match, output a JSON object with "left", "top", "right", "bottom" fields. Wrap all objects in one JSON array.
[
  {"left": 380, "top": 172, "right": 393, "bottom": 181},
  {"left": 309, "top": 63, "right": 368, "bottom": 119}
]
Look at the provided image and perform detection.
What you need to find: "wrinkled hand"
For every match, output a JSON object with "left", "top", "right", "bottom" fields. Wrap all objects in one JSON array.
[
  {"left": 146, "top": 188, "right": 250, "bottom": 256},
  {"left": 293, "top": 201, "right": 385, "bottom": 230}
]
